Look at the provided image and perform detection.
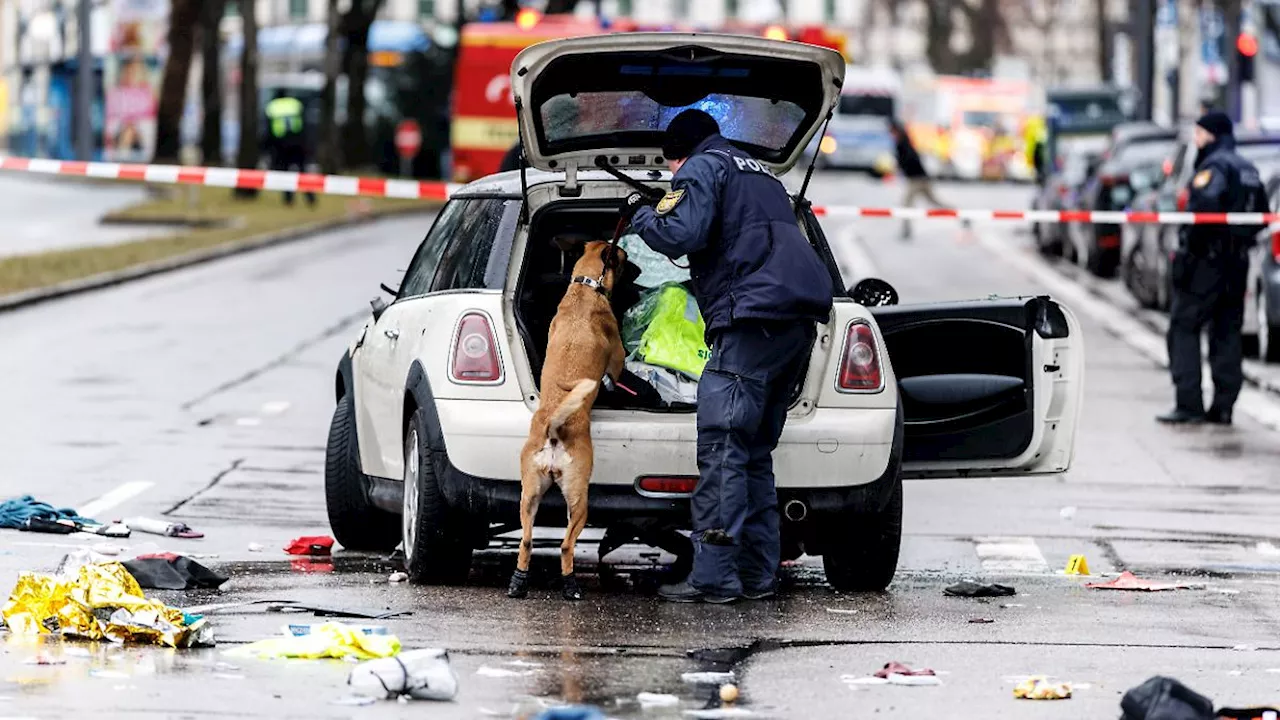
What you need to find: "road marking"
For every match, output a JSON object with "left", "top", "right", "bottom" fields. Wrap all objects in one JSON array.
[
  {"left": 78, "top": 481, "right": 154, "bottom": 520},
  {"left": 973, "top": 232, "right": 1280, "bottom": 433},
  {"left": 235, "top": 417, "right": 262, "bottom": 427},
  {"left": 975, "top": 536, "right": 1049, "bottom": 574},
  {"left": 835, "top": 222, "right": 880, "bottom": 283},
  {"left": 260, "top": 401, "right": 291, "bottom": 415}
]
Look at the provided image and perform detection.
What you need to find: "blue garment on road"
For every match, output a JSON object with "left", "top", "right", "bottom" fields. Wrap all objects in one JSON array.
[
  {"left": 689, "top": 322, "right": 815, "bottom": 597},
  {"left": 0, "top": 495, "right": 96, "bottom": 529},
  {"left": 629, "top": 134, "right": 833, "bottom": 334}
]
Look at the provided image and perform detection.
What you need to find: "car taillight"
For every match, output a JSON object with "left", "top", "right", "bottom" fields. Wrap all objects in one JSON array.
[
  {"left": 636, "top": 476, "right": 698, "bottom": 495},
  {"left": 1176, "top": 188, "right": 1189, "bottom": 212},
  {"left": 450, "top": 312, "right": 502, "bottom": 383},
  {"left": 1272, "top": 228, "right": 1280, "bottom": 261},
  {"left": 838, "top": 322, "right": 882, "bottom": 392}
]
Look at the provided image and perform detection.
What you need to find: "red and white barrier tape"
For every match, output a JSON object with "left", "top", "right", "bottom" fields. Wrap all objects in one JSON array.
[{"left": 1, "top": 156, "right": 1274, "bottom": 225}]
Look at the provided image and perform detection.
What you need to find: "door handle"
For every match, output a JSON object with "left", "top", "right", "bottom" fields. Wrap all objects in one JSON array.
[{"left": 384, "top": 328, "right": 400, "bottom": 340}]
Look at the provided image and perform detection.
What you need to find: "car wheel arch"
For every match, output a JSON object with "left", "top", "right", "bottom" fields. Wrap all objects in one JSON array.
[
  {"left": 404, "top": 361, "right": 447, "bottom": 467},
  {"left": 336, "top": 350, "right": 354, "bottom": 403}
]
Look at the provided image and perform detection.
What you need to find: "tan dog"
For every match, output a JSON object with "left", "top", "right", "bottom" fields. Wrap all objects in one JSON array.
[{"left": 507, "top": 240, "right": 627, "bottom": 601}]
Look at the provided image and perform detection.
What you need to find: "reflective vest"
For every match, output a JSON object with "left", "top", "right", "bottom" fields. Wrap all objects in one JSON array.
[{"left": 265, "top": 97, "right": 304, "bottom": 138}]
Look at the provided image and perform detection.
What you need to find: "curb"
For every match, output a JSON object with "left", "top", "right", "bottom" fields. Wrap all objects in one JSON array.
[{"left": 0, "top": 205, "right": 435, "bottom": 315}]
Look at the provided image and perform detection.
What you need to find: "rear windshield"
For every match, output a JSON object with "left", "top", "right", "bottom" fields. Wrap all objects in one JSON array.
[
  {"left": 1113, "top": 139, "right": 1176, "bottom": 167},
  {"left": 838, "top": 94, "right": 894, "bottom": 117},
  {"left": 539, "top": 92, "right": 806, "bottom": 153}
]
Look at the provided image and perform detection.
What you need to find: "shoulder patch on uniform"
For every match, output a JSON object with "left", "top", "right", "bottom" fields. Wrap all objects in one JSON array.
[
  {"left": 1193, "top": 169, "right": 1213, "bottom": 189},
  {"left": 656, "top": 189, "right": 685, "bottom": 215}
]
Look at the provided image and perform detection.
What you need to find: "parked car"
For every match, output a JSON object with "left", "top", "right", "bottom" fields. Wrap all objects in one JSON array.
[
  {"left": 1247, "top": 169, "right": 1280, "bottom": 361},
  {"left": 1066, "top": 124, "right": 1177, "bottom": 277},
  {"left": 322, "top": 33, "right": 1084, "bottom": 592},
  {"left": 1123, "top": 131, "right": 1280, "bottom": 311},
  {"left": 1032, "top": 147, "right": 1096, "bottom": 257}
]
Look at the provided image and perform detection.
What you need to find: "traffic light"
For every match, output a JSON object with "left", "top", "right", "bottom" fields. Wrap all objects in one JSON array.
[{"left": 1238, "top": 32, "right": 1258, "bottom": 83}]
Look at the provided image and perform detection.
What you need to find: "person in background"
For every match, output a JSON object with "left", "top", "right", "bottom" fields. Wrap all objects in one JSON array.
[
  {"left": 263, "top": 90, "right": 316, "bottom": 207},
  {"left": 890, "top": 120, "right": 956, "bottom": 239},
  {"left": 1159, "top": 111, "right": 1264, "bottom": 426}
]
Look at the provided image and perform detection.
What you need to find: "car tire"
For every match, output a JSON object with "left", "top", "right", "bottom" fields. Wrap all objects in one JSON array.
[
  {"left": 402, "top": 408, "right": 473, "bottom": 584},
  {"left": 324, "top": 394, "right": 401, "bottom": 551},
  {"left": 819, "top": 475, "right": 903, "bottom": 592},
  {"left": 1259, "top": 291, "right": 1280, "bottom": 363}
]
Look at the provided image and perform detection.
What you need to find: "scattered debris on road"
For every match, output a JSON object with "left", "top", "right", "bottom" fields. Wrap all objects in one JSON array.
[
  {"left": 477, "top": 665, "right": 537, "bottom": 678},
  {"left": 825, "top": 607, "right": 858, "bottom": 615},
  {"left": 0, "top": 495, "right": 97, "bottom": 530},
  {"left": 682, "top": 671, "right": 735, "bottom": 685},
  {"left": 843, "top": 662, "right": 944, "bottom": 687},
  {"left": 637, "top": 692, "right": 681, "bottom": 708},
  {"left": 348, "top": 648, "right": 458, "bottom": 701},
  {"left": 943, "top": 581, "right": 1016, "bottom": 597},
  {"left": 3, "top": 562, "right": 213, "bottom": 647},
  {"left": 285, "top": 535, "right": 335, "bottom": 556},
  {"left": 968, "top": 617, "right": 995, "bottom": 624},
  {"left": 247, "top": 542, "right": 265, "bottom": 552},
  {"left": 122, "top": 554, "right": 228, "bottom": 590},
  {"left": 1120, "top": 676, "right": 1214, "bottom": 719},
  {"left": 720, "top": 683, "right": 740, "bottom": 703},
  {"left": 1086, "top": 572, "right": 1204, "bottom": 592},
  {"left": 1059, "top": 506, "right": 1077, "bottom": 520},
  {"left": 388, "top": 571, "right": 408, "bottom": 583},
  {"left": 1014, "top": 676, "right": 1072, "bottom": 700},
  {"left": 226, "top": 621, "right": 400, "bottom": 660},
  {"left": 123, "top": 517, "right": 204, "bottom": 539},
  {"left": 266, "top": 601, "right": 410, "bottom": 620}
]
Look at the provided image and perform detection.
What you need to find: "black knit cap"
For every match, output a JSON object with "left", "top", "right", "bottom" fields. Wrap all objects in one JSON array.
[
  {"left": 1196, "top": 110, "right": 1233, "bottom": 139},
  {"left": 662, "top": 109, "right": 721, "bottom": 160}
]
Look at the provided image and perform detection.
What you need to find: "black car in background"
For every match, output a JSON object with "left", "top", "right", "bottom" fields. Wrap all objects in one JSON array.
[
  {"left": 1247, "top": 167, "right": 1280, "bottom": 362},
  {"left": 1065, "top": 124, "right": 1177, "bottom": 277},
  {"left": 1123, "top": 132, "right": 1280, "bottom": 311}
]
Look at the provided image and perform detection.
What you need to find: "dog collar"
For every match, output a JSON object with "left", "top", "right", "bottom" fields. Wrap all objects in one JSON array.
[{"left": 570, "top": 275, "right": 609, "bottom": 297}]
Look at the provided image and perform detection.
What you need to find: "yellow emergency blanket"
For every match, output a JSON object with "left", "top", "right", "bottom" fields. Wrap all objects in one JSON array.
[
  {"left": 622, "top": 282, "right": 710, "bottom": 379},
  {"left": 225, "top": 621, "right": 401, "bottom": 660},
  {"left": 2, "top": 563, "right": 208, "bottom": 647},
  {"left": 1013, "top": 676, "right": 1073, "bottom": 700}
]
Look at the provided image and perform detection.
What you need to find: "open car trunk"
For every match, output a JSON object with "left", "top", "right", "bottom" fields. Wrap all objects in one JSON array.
[{"left": 513, "top": 201, "right": 705, "bottom": 412}]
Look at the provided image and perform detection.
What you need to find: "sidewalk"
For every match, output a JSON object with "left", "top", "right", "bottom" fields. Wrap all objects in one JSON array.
[{"left": 0, "top": 174, "right": 172, "bottom": 258}]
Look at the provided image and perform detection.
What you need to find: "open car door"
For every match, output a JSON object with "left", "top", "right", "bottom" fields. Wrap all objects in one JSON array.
[{"left": 870, "top": 296, "right": 1084, "bottom": 478}]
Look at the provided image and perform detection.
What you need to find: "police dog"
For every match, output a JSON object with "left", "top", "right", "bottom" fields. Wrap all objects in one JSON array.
[{"left": 508, "top": 240, "right": 627, "bottom": 601}]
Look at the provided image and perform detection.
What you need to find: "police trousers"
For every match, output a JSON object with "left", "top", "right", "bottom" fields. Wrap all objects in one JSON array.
[
  {"left": 690, "top": 321, "right": 816, "bottom": 596},
  {"left": 1167, "top": 252, "right": 1248, "bottom": 414},
  {"left": 269, "top": 142, "right": 316, "bottom": 206}
]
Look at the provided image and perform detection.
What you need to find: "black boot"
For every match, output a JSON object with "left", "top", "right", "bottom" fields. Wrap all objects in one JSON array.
[
  {"left": 1156, "top": 408, "right": 1205, "bottom": 425},
  {"left": 1205, "top": 406, "right": 1233, "bottom": 425},
  {"left": 561, "top": 574, "right": 583, "bottom": 601},
  {"left": 507, "top": 569, "right": 529, "bottom": 599}
]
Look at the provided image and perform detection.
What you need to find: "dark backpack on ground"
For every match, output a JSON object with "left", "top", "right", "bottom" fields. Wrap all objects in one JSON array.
[{"left": 1120, "top": 676, "right": 1215, "bottom": 720}]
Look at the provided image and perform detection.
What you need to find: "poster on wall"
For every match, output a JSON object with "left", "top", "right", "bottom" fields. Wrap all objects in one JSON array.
[{"left": 104, "top": 0, "right": 165, "bottom": 161}]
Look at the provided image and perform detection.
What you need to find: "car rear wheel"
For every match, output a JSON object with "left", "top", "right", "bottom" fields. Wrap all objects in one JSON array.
[
  {"left": 324, "top": 395, "right": 400, "bottom": 551},
  {"left": 403, "top": 408, "right": 473, "bottom": 584},
  {"left": 819, "top": 475, "right": 903, "bottom": 592}
]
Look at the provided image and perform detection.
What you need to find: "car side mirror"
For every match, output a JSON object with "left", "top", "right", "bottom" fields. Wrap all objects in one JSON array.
[
  {"left": 848, "top": 278, "right": 899, "bottom": 307},
  {"left": 370, "top": 296, "right": 388, "bottom": 322}
]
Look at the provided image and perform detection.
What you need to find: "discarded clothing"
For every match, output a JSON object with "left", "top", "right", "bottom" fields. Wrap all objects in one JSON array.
[
  {"left": 1, "top": 562, "right": 211, "bottom": 647},
  {"left": 225, "top": 621, "right": 399, "bottom": 660},
  {"left": 122, "top": 555, "right": 228, "bottom": 591},
  {"left": 0, "top": 495, "right": 96, "bottom": 530},
  {"left": 622, "top": 282, "right": 710, "bottom": 378},
  {"left": 943, "top": 581, "right": 1016, "bottom": 597},
  {"left": 1120, "top": 676, "right": 1214, "bottom": 719},
  {"left": 1087, "top": 572, "right": 1203, "bottom": 592},
  {"left": 348, "top": 648, "right": 458, "bottom": 701},
  {"left": 626, "top": 360, "right": 698, "bottom": 406},
  {"left": 285, "top": 535, "right": 335, "bottom": 556},
  {"left": 874, "top": 662, "right": 936, "bottom": 679},
  {"left": 843, "top": 662, "right": 944, "bottom": 687},
  {"left": 1014, "top": 676, "right": 1072, "bottom": 700}
]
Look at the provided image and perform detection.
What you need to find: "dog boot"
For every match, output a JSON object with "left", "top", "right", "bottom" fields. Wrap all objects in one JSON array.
[
  {"left": 561, "top": 574, "right": 583, "bottom": 601},
  {"left": 507, "top": 569, "right": 530, "bottom": 599}
]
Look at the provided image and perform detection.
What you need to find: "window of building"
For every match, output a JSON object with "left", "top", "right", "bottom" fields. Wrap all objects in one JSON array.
[
  {"left": 289, "top": 0, "right": 307, "bottom": 19},
  {"left": 618, "top": 0, "right": 633, "bottom": 15},
  {"left": 419, "top": 0, "right": 434, "bottom": 18},
  {"left": 824, "top": 0, "right": 836, "bottom": 22},
  {"left": 725, "top": 0, "right": 738, "bottom": 18},
  {"left": 225, "top": 0, "right": 238, "bottom": 16}
]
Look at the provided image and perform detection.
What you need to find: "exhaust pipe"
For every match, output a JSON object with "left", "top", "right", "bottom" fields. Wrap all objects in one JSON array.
[{"left": 783, "top": 500, "right": 808, "bottom": 522}]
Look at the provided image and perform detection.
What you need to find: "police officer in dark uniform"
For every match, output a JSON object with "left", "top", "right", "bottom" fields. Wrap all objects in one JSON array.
[
  {"left": 1159, "top": 111, "right": 1262, "bottom": 425},
  {"left": 624, "top": 109, "right": 834, "bottom": 603}
]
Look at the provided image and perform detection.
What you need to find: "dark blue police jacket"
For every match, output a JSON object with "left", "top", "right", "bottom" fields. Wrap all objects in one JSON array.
[
  {"left": 630, "top": 134, "right": 834, "bottom": 334},
  {"left": 1184, "top": 134, "right": 1263, "bottom": 257}
]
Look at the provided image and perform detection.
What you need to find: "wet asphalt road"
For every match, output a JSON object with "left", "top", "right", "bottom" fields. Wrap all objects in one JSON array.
[{"left": 3, "top": 174, "right": 1280, "bottom": 718}]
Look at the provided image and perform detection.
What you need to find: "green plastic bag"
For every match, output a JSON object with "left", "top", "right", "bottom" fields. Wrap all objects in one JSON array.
[{"left": 621, "top": 282, "right": 710, "bottom": 379}]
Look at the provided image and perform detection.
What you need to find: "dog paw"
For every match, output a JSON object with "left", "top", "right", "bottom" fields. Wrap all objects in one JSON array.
[
  {"left": 507, "top": 569, "right": 529, "bottom": 599},
  {"left": 561, "top": 574, "right": 583, "bottom": 601}
]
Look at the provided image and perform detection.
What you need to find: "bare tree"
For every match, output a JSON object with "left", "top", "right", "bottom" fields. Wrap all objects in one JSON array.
[
  {"left": 923, "top": 0, "right": 1012, "bottom": 75},
  {"left": 199, "top": 0, "right": 226, "bottom": 165},
  {"left": 1095, "top": 0, "right": 1111, "bottom": 82},
  {"left": 318, "top": 0, "right": 342, "bottom": 172},
  {"left": 234, "top": 0, "right": 259, "bottom": 196},
  {"left": 339, "top": 0, "right": 386, "bottom": 170},
  {"left": 153, "top": 0, "right": 201, "bottom": 163}
]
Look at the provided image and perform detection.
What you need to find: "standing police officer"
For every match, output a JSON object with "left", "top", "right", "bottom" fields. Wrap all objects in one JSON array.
[
  {"left": 1159, "top": 111, "right": 1263, "bottom": 426},
  {"left": 625, "top": 109, "right": 834, "bottom": 603},
  {"left": 263, "top": 90, "right": 316, "bottom": 207}
]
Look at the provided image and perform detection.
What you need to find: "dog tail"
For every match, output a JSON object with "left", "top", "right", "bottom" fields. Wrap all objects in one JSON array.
[{"left": 547, "top": 379, "right": 597, "bottom": 443}]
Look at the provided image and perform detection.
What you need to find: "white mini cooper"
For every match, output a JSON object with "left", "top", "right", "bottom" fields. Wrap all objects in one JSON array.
[{"left": 324, "top": 33, "right": 1084, "bottom": 591}]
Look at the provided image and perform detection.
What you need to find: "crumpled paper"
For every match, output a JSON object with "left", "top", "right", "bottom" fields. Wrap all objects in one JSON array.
[
  {"left": 1, "top": 562, "right": 212, "bottom": 648},
  {"left": 1014, "top": 676, "right": 1072, "bottom": 700},
  {"left": 225, "top": 621, "right": 400, "bottom": 660}
]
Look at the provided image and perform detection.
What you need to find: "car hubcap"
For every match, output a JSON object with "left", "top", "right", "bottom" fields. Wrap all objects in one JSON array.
[{"left": 403, "top": 429, "right": 420, "bottom": 562}]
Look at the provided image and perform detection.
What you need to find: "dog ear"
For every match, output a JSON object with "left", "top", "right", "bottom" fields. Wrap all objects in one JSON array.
[{"left": 620, "top": 259, "right": 641, "bottom": 285}]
